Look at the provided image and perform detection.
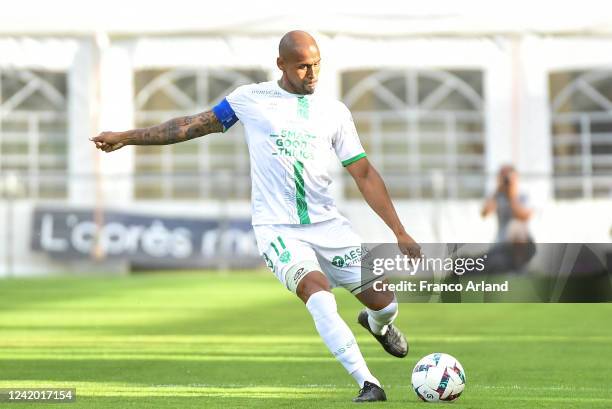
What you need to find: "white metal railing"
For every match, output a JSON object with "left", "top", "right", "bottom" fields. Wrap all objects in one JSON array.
[
  {"left": 133, "top": 68, "right": 267, "bottom": 200},
  {"left": 551, "top": 70, "right": 612, "bottom": 199},
  {"left": 0, "top": 69, "right": 68, "bottom": 199},
  {"left": 343, "top": 69, "right": 486, "bottom": 199}
]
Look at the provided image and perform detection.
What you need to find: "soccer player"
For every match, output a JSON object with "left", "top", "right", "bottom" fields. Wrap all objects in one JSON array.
[{"left": 92, "top": 30, "right": 420, "bottom": 402}]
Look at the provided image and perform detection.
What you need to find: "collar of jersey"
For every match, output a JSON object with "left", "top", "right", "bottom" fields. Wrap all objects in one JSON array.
[{"left": 275, "top": 80, "right": 313, "bottom": 98}]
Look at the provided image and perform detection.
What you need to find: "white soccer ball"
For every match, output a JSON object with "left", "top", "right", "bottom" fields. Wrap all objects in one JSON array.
[{"left": 411, "top": 353, "right": 466, "bottom": 402}]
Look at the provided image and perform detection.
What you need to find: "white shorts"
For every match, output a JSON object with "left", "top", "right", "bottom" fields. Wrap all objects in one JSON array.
[{"left": 253, "top": 217, "right": 368, "bottom": 294}]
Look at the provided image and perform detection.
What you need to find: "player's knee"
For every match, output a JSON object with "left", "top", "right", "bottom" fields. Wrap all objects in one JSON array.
[{"left": 296, "top": 271, "right": 331, "bottom": 303}]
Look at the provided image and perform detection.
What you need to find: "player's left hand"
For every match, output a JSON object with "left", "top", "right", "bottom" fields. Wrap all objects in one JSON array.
[{"left": 396, "top": 231, "right": 421, "bottom": 259}]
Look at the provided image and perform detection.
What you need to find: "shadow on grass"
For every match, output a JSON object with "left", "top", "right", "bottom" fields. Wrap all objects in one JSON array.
[
  {"left": 64, "top": 395, "right": 390, "bottom": 409},
  {"left": 1, "top": 358, "right": 348, "bottom": 387}
]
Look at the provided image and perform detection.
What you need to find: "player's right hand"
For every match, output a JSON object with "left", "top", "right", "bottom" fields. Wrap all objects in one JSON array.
[
  {"left": 397, "top": 231, "right": 421, "bottom": 259},
  {"left": 90, "top": 131, "right": 126, "bottom": 153}
]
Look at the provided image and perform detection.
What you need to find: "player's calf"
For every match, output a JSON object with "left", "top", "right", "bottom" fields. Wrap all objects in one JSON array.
[{"left": 357, "top": 301, "right": 408, "bottom": 358}]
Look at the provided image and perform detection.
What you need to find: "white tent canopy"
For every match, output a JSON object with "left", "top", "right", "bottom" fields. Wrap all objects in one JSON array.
[{"left": 1, "top": 0, "right": 611, "bottom": 36}]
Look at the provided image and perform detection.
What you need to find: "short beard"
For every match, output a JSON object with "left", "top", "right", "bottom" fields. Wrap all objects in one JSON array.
[{"left": 301, "top": 84, "right": 316, "bottom": 95}]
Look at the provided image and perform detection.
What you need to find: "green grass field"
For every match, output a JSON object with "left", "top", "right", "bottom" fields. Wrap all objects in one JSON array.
[{"left": 0, "top": 271, "right": 611, "bottom": 408}]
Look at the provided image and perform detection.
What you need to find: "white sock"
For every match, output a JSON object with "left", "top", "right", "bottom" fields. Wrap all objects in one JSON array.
[
  {"left": 305, "top": 291, "right": 380, "bottom": 387},
  {"left": 366, "top": 300, "right": 398, "bottom": 336},
  {"left": 351, "top": 364, "right": 381, "bottom": 388}
]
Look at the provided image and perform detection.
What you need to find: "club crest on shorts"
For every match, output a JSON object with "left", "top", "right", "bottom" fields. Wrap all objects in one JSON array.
[
  {"left": 270, "top": 236, "right": 291, "bottom": 264},
  {"left": 279, "top": 250, "right": 292, "bottom": 263}
]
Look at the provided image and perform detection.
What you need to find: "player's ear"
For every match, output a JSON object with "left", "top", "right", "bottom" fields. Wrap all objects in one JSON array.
[{"left": 276, "top": 57, "right": 285, "bottom": 71}]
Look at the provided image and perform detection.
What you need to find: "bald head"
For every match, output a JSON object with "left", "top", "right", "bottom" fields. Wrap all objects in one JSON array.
[
  {"left": 279, "top": 30, "right": 319, "bottom": 60},
  {"left": 277, "top": 31, "right": 321, "bottom": 95}
]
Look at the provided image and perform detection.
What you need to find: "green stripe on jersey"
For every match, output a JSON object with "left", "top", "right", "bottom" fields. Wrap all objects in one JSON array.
[
  {"left": 293, "top": 160, "right": 311, "bottom": 224},
  {"left": 297, "top": 96, "right": 309, "bottom": 119},
  {"left": 342, "top": 152, "right": 367, "bottom": 167}
]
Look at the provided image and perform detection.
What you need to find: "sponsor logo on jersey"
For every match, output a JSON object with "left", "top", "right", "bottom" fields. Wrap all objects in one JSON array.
[
  {"left": 270, "top": 128, "right": 316, "bottom": 160},
  {"left": 251, "top": 89, "right": 282, "bottom": 97}
]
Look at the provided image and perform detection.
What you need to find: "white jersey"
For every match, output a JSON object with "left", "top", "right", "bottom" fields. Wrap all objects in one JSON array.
[{"left": 216, "top": 80, "right": 366, "bottom": 226}]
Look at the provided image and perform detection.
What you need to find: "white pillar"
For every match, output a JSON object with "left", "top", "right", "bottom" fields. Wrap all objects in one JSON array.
[
  {"left": 483, "top": 37, "right": 514, "bottom": 193},
  {"left": 518, "top": 35, "right": 553, "bottom": 203},
  {"left": 68, "top": 39, "right": 97, "bottom": 205},
  {"left": 97, "top": 37, "right": 135, "bottom": 205},
  {"left": 68, "top": 36, "right": 135, "bottom": 207}
]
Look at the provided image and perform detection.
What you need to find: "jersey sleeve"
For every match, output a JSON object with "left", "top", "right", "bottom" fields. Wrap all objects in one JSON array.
[
  {"left": 332, "top": 103, "right": 367, "bottom": 167},
  {"left": 211, "top": 85, "right": 249, "bottom": 132}
]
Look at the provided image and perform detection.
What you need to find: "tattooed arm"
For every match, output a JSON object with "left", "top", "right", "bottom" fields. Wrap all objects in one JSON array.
[{"left": 91, "top": 110, "right": 223, "bottom": 153}]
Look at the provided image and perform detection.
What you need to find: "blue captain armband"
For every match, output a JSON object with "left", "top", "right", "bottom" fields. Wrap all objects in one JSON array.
[{"left": 212, "top": 98, "right": 239, "bottom": 131}]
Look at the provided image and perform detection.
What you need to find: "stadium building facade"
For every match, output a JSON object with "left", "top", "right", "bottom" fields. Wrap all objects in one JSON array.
[{"left": 1, "top": 4, "right": 611, "bottom": 275}]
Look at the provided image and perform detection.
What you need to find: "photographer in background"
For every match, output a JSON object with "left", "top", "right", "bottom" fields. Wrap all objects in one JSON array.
[
  {"left": 482, "top": 165, "right": 533, "bottom": 243},
  {"left": 480, "top": 165, "right": 535, "bottom": 273}
]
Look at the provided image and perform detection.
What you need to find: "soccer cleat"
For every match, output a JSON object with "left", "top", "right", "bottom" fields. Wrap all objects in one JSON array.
[
  {"left": 358, "top": 309, "right": 408, "bottom": 358},
  {"left": 352, "top": 381, "right": 387, "bottom": 403}
]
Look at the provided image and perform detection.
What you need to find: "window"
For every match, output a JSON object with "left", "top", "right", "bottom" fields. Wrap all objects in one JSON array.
[
  {"left": 341, "top": 69, "right": 485, "bottom": 199},
  {"left": 0, "top": 69, "right": 68, "bottom": 198},
  {"left": 550, "top": 70, "right": 612, "bottom": 198},
  {"left": 133, "top": 69, "right": 268, "bottom": 200}
]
